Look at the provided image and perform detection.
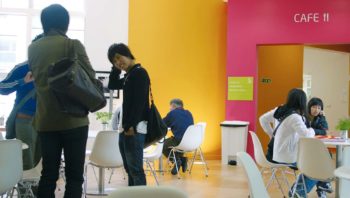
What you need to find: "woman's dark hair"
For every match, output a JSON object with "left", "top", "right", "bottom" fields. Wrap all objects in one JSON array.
[
  {"left": 41, "top": 4, "right": 69, "bottom": 34},
  {"left": 285, "top": 88, "right": 307, "bottom": 115},
  {"left": 107, "top": 43, "right": 135, "bottom": 64},
  {"left": 307, "top": 97, "right": 324, "bottom": 114}
]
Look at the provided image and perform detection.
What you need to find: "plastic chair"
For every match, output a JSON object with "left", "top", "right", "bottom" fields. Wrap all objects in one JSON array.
[
  {"left": 0, "top": 140, "right": 23, "bottom": 197},
  {"left": 237, "top": 152, "right": 270, "bottom": 198},
  {"left": 167, "top": 124, "right": 208, "bottom": 178},
  {"left": 291, "top": 137, "right": 335, "bottom": 197},
  {"left": 84, "top": 131, "right": 124, "bottom": 196},
  {"left": 107, "top": 186, "right": 188, "bottom": 198},
  {"left": 143, "top": 139, "right": 164, "bottom": 185},
  {"left": 18, "top": 159, "right": 42, "bottom": 197},
  {"left": 249, "top": 131, "right": 290, "bottom": 197},
  {"left": 334, "top": 146, "right": 350, "bottom": 197}
]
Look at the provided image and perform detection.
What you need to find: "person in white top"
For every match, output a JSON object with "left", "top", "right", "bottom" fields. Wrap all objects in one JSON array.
[{"left": 259, "top": 88, "right": 317, "bottom": 197}]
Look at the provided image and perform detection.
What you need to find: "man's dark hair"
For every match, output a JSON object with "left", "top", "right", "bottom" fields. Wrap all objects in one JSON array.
[
  {"left": 41, "top": 4, "right": 69, "bottom": 34},
  {"left": 170, "top": 98, "right": 184, "bottom": 108},
  {"left": 107, "top": 43, "right": 135, "bottom": 64}
]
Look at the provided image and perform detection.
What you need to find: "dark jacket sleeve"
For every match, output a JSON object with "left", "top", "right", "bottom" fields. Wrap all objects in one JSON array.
[
  {"left": 123, "top": 68, "right": 150, "bottom": 131},
  {"left": 108, "top": 66, "right": 124, "bottom": 90},
  {"left": 313, "top": 115, "right": 329, "bottom": 135},
  {"left": 0, "top": 65, "right": 26, "bottom": 95}
]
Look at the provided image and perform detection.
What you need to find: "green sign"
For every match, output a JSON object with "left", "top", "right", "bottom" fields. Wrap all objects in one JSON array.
[{"left": 228, "top": 77, "right": 253, "bottom": 101}]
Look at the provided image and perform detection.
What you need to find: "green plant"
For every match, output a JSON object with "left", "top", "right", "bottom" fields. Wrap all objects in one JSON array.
[
  {"left": 96, "top": 112, "right": 112, "bottom": 124},
  {"left": 336, "top": 118, "right": 350, "bottom": 130}
]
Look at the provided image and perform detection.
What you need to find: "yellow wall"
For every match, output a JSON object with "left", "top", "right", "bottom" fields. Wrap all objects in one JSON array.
[
  {"left": 257, "top": 45, "right": 304, "bottom": 151},
  {"left": 129, "top": 0, "right": 227, "bottom": 159}
]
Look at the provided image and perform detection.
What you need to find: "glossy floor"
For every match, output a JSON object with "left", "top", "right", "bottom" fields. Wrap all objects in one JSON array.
[{"left": 54, "top": 160, "right": 335, "bottom": 198}]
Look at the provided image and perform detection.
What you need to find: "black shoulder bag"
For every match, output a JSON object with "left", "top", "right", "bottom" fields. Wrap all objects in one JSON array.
[
  {"left": 144, "top": 84, "right": 167, "bottom": 148},
  {"left": 48, "top": 39, "right": 106, "bottom": 117}
]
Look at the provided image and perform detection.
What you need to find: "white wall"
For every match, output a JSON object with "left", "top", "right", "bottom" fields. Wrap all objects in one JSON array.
[
  {"left": 303, "top": 47, "right": 350, "bottom": 132},
  {"left": 85, "top": 0, "right": 128, "bottom": 130}
]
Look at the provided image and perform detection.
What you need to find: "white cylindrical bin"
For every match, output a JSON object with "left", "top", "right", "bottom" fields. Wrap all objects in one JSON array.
[{"left": 220, "top": 120, "right": 249, "bottom": 165}]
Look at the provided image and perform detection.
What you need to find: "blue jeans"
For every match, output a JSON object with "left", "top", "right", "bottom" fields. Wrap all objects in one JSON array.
[
  {"left": 288, "top": 163, "right": 317, "bottom": 197},
  {"left": 119, "top": 132, "right": 146, "bottom": 186}
]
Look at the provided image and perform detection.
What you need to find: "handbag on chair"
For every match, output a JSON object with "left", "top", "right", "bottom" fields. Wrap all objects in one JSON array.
[
  {"left": 48, "top": 40, "right": 106, "bottom": 117},
  {"left": 144, "top": 85, "right": 167, "bottom": 148}
]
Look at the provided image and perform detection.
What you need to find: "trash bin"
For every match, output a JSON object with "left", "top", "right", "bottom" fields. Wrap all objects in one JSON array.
[{"left": 220, "top": 120, "right": 249, "bottom": 165}]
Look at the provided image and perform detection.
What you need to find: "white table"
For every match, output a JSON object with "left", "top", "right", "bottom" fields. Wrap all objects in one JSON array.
[{"left": 322, "top": 139, "right": 350, "bottom": 198}]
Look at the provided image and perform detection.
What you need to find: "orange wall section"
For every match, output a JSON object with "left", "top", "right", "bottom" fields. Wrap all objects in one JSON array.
[
  {"left": 129, "top": 0, "right": 227, "bottom": 159},
  {"left": 257, "top": 45, "right": 304, "bottom": 152}
]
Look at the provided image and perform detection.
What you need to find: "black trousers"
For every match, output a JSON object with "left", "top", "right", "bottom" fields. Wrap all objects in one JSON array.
[
  {"left": 37, "top": 126, "right": 88, "bottom": 198},
  {"left": 162, "top": 136, "right": 183, "bottom": 160}
]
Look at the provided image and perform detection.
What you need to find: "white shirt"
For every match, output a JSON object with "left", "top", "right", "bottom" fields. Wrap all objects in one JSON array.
[{"left": 259, "top": 107, "right": 315, "bottom": 163}]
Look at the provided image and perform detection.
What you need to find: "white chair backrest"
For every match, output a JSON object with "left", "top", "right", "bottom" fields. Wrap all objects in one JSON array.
[
  {"left": 249, "top": 131, "right": 273, "bottom": 168},
  {"left": 90, "top": 131, "right": 123, "bottom": 167},
  {"left": 297, "top": 137, "right": 334, "bottom": 181},
  {"left": 144, "top": 139, "right": 164, "bottom": 161},
  {"left": 237, "top": 152, "right": 270, "bottom": 198},
  {"left": 196, "top": 122, "right": 207, "bottom": 143},
  {"left": 0, "top": 139, "right": 23, "bottom": 194},
  {"left": 176, "top": 124, "right": 203, "bottom": 151},
  {"left": 107, "top": 186, "right": 188, "bottom": 198}
]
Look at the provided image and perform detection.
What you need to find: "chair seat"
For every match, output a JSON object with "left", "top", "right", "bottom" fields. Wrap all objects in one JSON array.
[{"left": 334, "top": 166, "right": 350, "bottom": 180}]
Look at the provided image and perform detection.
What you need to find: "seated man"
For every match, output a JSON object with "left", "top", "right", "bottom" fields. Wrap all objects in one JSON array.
[{"left": 162, "top": 98, "right": 194, "bottom": 175}]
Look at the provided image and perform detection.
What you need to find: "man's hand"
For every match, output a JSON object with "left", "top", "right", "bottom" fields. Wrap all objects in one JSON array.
[
  {"left": 125, "top": 127, "right": 135, "bottom": 136},
  {"left": 24, "top": 71, "right": 34, "bottom": 83}
]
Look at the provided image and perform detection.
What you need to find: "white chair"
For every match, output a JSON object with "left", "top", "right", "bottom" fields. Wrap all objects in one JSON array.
[
  {"left": 143, "top": 139, "right": 164, "bottom": 185},
  {"left": 18, "top": 159, "right": 42, "bottom": 197},
  {"left": 107, "top": 186, "right": 188, "bottom": 198},
  {"left": 0, "top": 140, "right": 23, "bottom": 198},
  {"left": 167, "top": 124, "right": 207, "bottom": 178},
  {"left": 84, "top": 131, "right": 124, "bottom": 196},
  {"left": 249, "top": 131, "right": 290, "bottom": 197},
  {"left": 334, "top": 146, "right": 350, "bottom": 197},
  {"left": 237, "top": 152, "right": 270, "bottom": 198},
  {"left": 291, "top": 137, "right": 335, "bottom": 197}
]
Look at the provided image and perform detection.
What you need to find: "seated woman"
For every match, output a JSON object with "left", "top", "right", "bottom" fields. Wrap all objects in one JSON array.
[
  {"left": 307, "top": 97, "right": 332, "bottom": 197},
  {"left": 259, "top": 88, "right": 318, "bottom": 197}
]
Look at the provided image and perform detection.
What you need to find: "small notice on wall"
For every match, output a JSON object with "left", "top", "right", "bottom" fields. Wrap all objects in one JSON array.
[{"left": 228, "top": 77, "right": 253, "bottom": 101}]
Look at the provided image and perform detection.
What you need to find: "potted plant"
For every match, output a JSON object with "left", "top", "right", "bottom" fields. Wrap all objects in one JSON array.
[
  {"left": 335, "top": 118, "right": 350, "bottom": 139},
  {"left": 96, "top": 112, "right": 112, "bottom": 130}
]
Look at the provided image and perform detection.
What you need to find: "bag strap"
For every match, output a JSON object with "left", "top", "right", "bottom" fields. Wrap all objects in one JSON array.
[{"left": 10, "top": 89, "right": 35, "bottom": 115}]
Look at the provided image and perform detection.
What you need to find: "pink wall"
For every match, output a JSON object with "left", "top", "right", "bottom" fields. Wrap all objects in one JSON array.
[{"left": 227, "top": 0, "right": 350, "bottom": 156}]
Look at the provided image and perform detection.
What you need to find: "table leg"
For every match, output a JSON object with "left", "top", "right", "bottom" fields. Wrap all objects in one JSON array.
[
  {"left": 158, "top": 156, "right": 163, "bottom": 172},
  {"left": 335, "top": 145, "right": 343, "bottom": 198},
  {"left": 98, "top": 167, "right": 105, "bottom": 194}
]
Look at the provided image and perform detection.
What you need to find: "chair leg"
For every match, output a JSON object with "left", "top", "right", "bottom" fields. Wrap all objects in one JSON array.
[
  {"left": 172, "top": 150, "right": 180, "bottom": 179},
  {"left": 292, "top": 174, "right": 302, "bottom": 197},
  {"left": 108, "top": 168, "right": 114, "bottom": 184},
  {"left": 189, "top": 149, "right": 197, "bottom": 174},
  {"left": 199, "top": 148, "right": 208, "bottom": 177},
  {"left": 266, "top": 168, "right": 277, "bottom": 190},
  {"left": 199, "top": 147, "right": 209, "bottom": 170},
  {"left": 281, "top": 168, "right": 291, "bottom": 192},
  {"left": 273, "top": 169, "right": 286, "bottom": 197},
  {"left": 146, "top": 160, "right": 159, "bottom": 185},
  {"left": 301, "top": 174, "right": 308, "bottom": 198}
]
